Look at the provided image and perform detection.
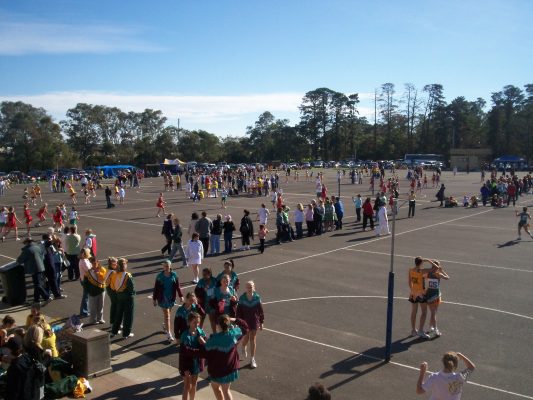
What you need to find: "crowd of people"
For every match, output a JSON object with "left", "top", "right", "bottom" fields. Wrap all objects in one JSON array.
[{"left": 2, "top": 164, "right": 532, "bottom": 399}]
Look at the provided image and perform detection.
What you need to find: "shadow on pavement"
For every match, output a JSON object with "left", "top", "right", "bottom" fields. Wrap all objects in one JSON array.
[
  {"left": 319, "top": 336, "right": 417, "bottom": 391},
  {"left": 497, "top": 240, "right": 521, "bottom": 248}
]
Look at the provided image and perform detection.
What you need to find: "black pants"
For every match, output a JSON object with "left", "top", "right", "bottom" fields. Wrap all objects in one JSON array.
[
  {"left": 306, "top": 221, "right": 314, "bottom": 236},
  {"left": 408, "top": 201, "right": 416, "bottom": 217},
  {"left": 315, "top": 219, "right": 323, "bottom": 235},
  {"left": 200, "top": 237, "right": 209, "bottom": 256},
  {"left": 32, "top": 272, "right": 50, "bottom": 302},
  {"left": 336, "top": 216, "right": 343, "bottom": 230},
  {"left": 241, "top": 234, "right": 251, "bottom": 246},
  {"left": 161, "top": 235, "right": 172, "bottom": 254},
  {"left": 259, "top": 239, "right": 265, "bottom": 253},
  {"left": 66, "top": 254, "right": 79, "bottom": 280},
  {"left": 44, "top": 264, "right": 61, "bottom": 298},
  {"left": 356, "top": 208, "right": 361, "bottom": 222},
  {"left": 363, "top": 214, "right": 374, "bottom": 230}
]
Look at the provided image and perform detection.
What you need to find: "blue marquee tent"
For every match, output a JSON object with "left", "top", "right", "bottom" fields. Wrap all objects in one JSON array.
[{"left": 95, "top": 165, "right": 136, "bottom": 177}]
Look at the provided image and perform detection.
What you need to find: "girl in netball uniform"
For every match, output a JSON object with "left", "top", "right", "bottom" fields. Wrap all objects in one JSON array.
[
  {"left": 52, "top": 206, "right": 64, "bottom": 232},
  {"left": 36, "top": 203, "right": 48, "bottom": 227},
  {"left": 408, "top": 257, "right": 436, "bottom": 339},
  {"left": 210, "top": 275, "right": 238, "bottom": 327},
  {"left": 23, "top": 203, "right": 33, "bottom": 238},
  {"left": 69, "top": 207, "right": 79, "bottom": 226},
  {"left": 195, "top": 268, "right": 218, "bottom": 333},
  {"left": 29, "top": 186, "right": 37, "bottom": 205},
  {"left": 425, "top": 261, "right": 450, "bottom": 337},
  {"left": 179, "top": 311, "right": 206, "bottom": 400},
  {"left": 152, "top": 260, "right": 184, "bottom": 342},
  {"left": 216, "top": 260, "right": 240, "bottom": 291},
  {"left": 0, "top": 207, "right": 7, "bottom": 237},
  {"left": 174, "top": 292, "right": 205, "bottom": 342},
  {"left": 516, "top": 207, "right": 533, "bottom": 240},
  {"left": 156, "top": 193, "right": 166, "bottom": 217},
  {"left": 2, "top": 207, "right": 21, "bottom": 241},
  {"left": 204, "top": 315, "right": 249, "bottom": 400},
  {"left": 67, "top": 183, "right": 77, "bottom": 204},
  {"left": 237, "top": 281, "right": 264, "bottom": 368}
]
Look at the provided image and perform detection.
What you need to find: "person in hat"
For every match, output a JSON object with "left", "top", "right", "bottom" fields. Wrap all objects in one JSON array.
[{"left": 17, "top": 238, "right": 50, "bottom": 304}]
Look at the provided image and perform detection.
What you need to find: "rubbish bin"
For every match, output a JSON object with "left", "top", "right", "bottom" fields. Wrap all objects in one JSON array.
[{"left": 0, "top": 262, "right": 26, "bottom": 306}]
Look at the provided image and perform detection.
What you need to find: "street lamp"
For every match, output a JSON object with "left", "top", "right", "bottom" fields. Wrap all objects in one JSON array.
[
  {"left": 385, "top": 198, "right": 397, "bottom": 362},
  {"left": 337, "top": 170, "right": 341, "bottom": 198}
]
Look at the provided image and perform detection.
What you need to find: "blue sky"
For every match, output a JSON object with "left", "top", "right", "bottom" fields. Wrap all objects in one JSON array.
[{"left": 0, "top": 0, "right": 531, "bottom": 136}]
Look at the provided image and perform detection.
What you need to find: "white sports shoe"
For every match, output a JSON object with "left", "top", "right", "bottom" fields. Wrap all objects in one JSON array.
[
  {"left": 418, "top": 330, "right": 430, "bottom": 340},
  {"left": 251, "top": 358, "right": 257, "bottom": 368}
]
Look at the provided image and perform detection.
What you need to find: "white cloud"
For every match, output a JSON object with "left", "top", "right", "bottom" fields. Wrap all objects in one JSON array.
[
  {"left": 0, "top": 17, "right": 164, "bottom": 55},
  {"left": 0, "top": 91, "right": 376, "bottom": 135}
]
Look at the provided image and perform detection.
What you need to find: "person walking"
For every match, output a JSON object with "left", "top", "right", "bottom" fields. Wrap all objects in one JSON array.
[
  {"left": 516, "top": 206, "right": 533, "bottom": 240},
  {"left": 110, "top": 258, "right": 135, "bottom": 338},
  {"left": 204, "top": 315, "right": 249, "bottom": 400},
  {"left": 161, "top": 214, "right": 174, "bottom": 256},
  {"left": 186, "top": 233, "right": 204, "bottom": 284},
  {"left": 169, "top": 218, "right": 188, "bottom": 267},
  {"left": 179, "top": 312, "right": 207, "bottom": 400},
  {"left": 153, "top": 260, "right": 184, "bottom": 342},
  {"left": 174, "top": 292, "right": 205, "bottom": 340},
  {"left": 195, "top": 268, "right": 218, "bottom": 333},
  {"left": 417, "top": 352, "right": 475, "bottom": 399},
  {"left": 16, "top": 238, "right": 50, "bottom": 304},
  {"left": 237, "top": 280, "right": 264, "bottom": 369},
  {"left": 195, "top": 211, "right": 212, "bottom": 257}
]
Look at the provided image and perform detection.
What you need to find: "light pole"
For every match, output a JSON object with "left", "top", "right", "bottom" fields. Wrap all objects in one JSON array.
[
  {"left": 337, "top": 170, "right": 341, "bottom": 198},
  {"left": 385, "top": 198, "right": 397, "bottom": 362}
]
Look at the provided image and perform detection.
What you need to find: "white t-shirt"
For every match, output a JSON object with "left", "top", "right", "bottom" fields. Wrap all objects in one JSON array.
[
  {"left": 258, "top": 207, "right": 270, "bottom": 224},
  {"left": 422, "top": 369, "right": 473, "bottom": 400},
  {"left": 119, "top": 188, "right": 125, "bottom": 198}
]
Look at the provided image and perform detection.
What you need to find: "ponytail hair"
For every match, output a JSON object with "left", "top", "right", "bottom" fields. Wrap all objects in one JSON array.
[
  {"left": 224, "top": 259, "right": 235, "bottom": 270},
  {"left": 217, "top": 314, "right": 231, "bottom": 332},
  {"left": 442, "top": 352, "right": 459, "bottom": 371}
]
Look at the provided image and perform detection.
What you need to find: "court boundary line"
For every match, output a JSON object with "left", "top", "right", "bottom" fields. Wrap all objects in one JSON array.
[
  {"left": 262, "top": 295, "right": 533, "bottom": 321},
  {"left": 263, "top": 326, "right": 533, "bottom": 399},
  {"left": 343, "top": 249, "right": 533, "bottom": 274}
]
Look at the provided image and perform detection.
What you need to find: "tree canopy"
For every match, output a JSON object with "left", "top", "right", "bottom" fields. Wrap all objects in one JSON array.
[{"left": 1, "top": 82, "right": 532, "bottom": 171}]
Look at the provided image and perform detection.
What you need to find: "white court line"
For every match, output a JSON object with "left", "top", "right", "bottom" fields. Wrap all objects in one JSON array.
[
  {"left": 81, "top": 214, "right": 161, "bottom": 227},
  {"left": 446, "top": 223, "right": 515, "bottom": 231},
  {"left": 343, "top": 249, "right": 533, "bottom": 274},
  {"left": 231, "top": 208, "right": 494, "bottom": 277},
  {"left": 262, "top": 295, "right": 533, "bottom": 321},
  {"left": 0, "top": 254, "right": 15, "bottom": 260},
  {"left": 263, "top": 327, "right": 533, "bottom": 399}
]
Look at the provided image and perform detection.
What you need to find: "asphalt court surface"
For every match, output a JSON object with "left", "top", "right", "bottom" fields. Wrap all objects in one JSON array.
[{"left": 1, "top": 171, "right": 532, "bottom": 399}]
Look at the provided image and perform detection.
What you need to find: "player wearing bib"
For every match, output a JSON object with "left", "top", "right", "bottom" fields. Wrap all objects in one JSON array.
[
  {"left": 516, "top": 207, "right": 532, "bottom": 240},
  {"left": 0, "top": 207, "right": 7, "bottom": 237},
  {"left": 195, "top": 268, "right": 218, "bottom": 333},
  {"left": 69, "top": 207, "right": 78, "bottom": 226},
  {"left": 417, "top": 352, "right": 475, "bottom": 400},
  {"left": 110, "top": 258, "right": 135, "bottom": 338},
  {"left": 36, "top": 203, "right": 48, "bottom": 227},
  {"left": 67, "top": 183, "right": 77, "bottom": 204},
  {"left": 408, "top": 257, "right": 435, "bottom": 339},
  {"left": 179, "top": 312, "right": 206, "bottom": 400},
  {"left": 425, "top": 261, "right": 450, "bottom": 337},
  {"left": 23, "top": 204, "right": 33, "bottom": 238},
  {"left": 156, "top": 193, "right": 166, "bottom": 217},
  {"left": 2, "top": 207, "right": 21, "bottom": 241}
]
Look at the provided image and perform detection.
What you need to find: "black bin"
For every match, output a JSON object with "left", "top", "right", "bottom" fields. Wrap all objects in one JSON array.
[{"left": 0, "top": 262, "right": 26, "bottom": 305}]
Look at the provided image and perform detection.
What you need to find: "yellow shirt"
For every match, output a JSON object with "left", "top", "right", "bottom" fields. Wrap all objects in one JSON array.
[{"left": 409, "top": 268, "right": 425, "bottom": 296}]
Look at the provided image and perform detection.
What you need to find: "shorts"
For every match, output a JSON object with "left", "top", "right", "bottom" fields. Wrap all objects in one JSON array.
[
  {"left": 69, "top": 219, "right": 77, "bottom": 225},
  {"left": 408, "top": 294, "right": 426, "bottom": 303},
  {"left": 426, "top": 295, "right": 441, "bottom": 305},
  {"left": 518, "top": 222, "right": 528, "bottom": 228}
]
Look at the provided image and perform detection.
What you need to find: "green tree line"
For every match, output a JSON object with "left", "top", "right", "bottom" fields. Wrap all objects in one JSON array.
[{"left": 0, "top": 83, "right": 532, "bottom": 171}]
